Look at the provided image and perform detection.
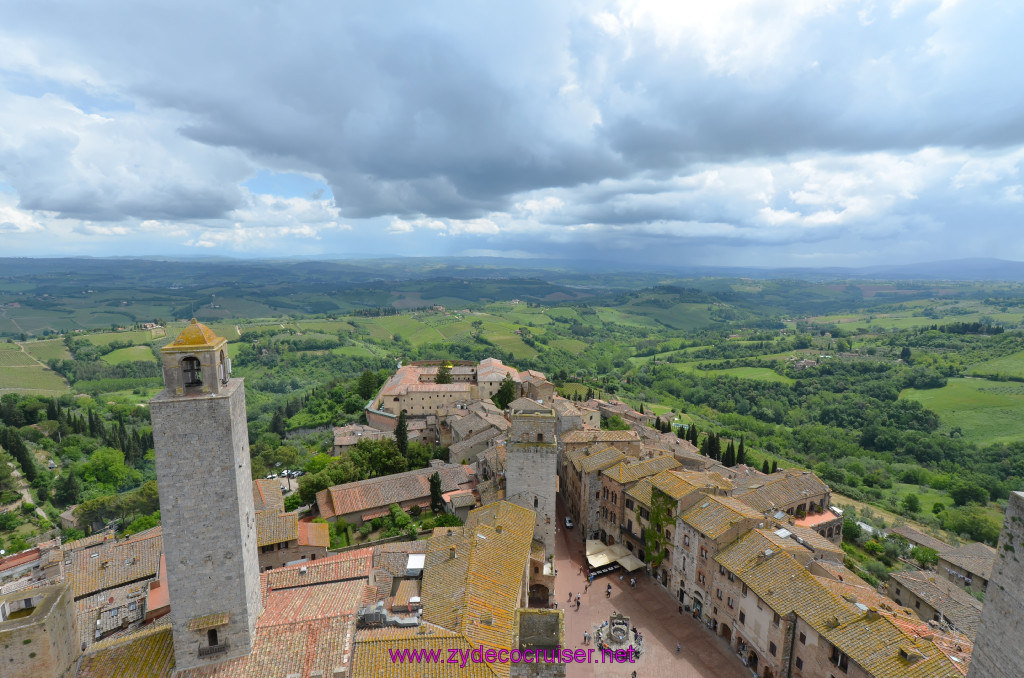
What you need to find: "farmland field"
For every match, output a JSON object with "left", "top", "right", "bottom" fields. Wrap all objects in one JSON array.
[
  {"left": 21, "top": 339, "right": 71, "bottom": 362},
  {"left": 901, "top": 378, "right": 1024, "bottom": 446},
  {"left": 0, "top": 346, "right": 36, "bottom": 367},
  {"left": 968, "top": 350, "right": 1024, "bottom": 379},
  {"left": 102, "top": 346, "right": 158, "bottom": 364},
  {"left": 0, "top": 365, "right": 70, "bottom": 394}
]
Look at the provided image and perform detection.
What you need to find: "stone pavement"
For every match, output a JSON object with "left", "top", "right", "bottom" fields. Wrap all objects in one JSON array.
[{"left": 554, "top": 497, "right": 752, "bottom": 678}]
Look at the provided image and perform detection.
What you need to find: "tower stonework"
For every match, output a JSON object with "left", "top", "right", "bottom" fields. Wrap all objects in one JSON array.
[
  {"left": 505, "top": 403, "right": 559, "bottom": 559},
  {"left": 149, "top": 319, "right": 261, "bottom": 672},
  {"left": 968, "top": 490, "right": 1024, "bottom": 678}
]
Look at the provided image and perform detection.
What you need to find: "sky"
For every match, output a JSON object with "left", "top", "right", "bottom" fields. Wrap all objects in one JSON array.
[{"left": 1, "top": 0, "right": 1022, "bottom": 267}]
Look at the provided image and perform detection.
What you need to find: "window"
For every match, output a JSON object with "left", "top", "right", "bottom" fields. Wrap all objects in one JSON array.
[
  {"left": 830, "top": 646, "right": 849, "bottom": 672},
  {"left": 612, "top": 492, "right": 617, "bottom": 505},
  {"left": 719, "top": 565, "right": 725, "bottom": 575},
  {"left": 110, "top": 608, "right": 118, "bottom": 617},
  {"left": 799, "top": 632, "right": 806, "bottom": 645},
  {"left": 611, "top": 513, "right": 616, "bottom": 524},
  {"left": 603, "top": 489, "right": 609, "bottom": 500},
  {"left": 915, "top": 601, "right": 920, "bottom": 609},
  {"left": 700, "top": 547, "right": 708, "bottom": 559},
  {"left": 684, "top": 535, "right": 690, "bottom": 547},
  {"left": 626, "top": 499, "right": 634, "bottom": 510},
  {"left": 208, "top": 629, "right": 219, "bottom": 647},
  {"left": 665, "top": 528, "right": 671, "bottom": 540},
  {"left": 698, "top": 573, "right": 706, "bottom": 585},
  {"left": 717, "top": 589, "right": 723, "bottom": 600},
  {"left": 896, "top": 588, "right": 901, "bottom": 596},
  {"left": 596, "top": 491, "right": 600, "bottom": 499},
  {"left": 796, "top": 657, "right": 804, "bottom": 670},
  {"left": 534, "top": 497, "right": 538, "bottom": 508},
  {"left": 739, "top": 611, "right": 745, "bottom": 625},
  {"left": 627, "top": 519, "right": 633, "bottom": 533},
  {"left": 741, "top": 584, "right": 747, "bottom": 597},
  {"left": 182, "top": 357, "right": 202, "bottom": 387},
  {"left": 728, "top": 571, "right": 735, "bottom": 582},
  {"left": 727, "top": 597, "right": 733, "bottom": 609},
  {"left": 769, "top": 642, "right": 777, "bottom": 657},
  {"left": 639, "top": 507, "right": 650, "bottom": 520},
  {"left": 773, "top": 612, "right": 781, "bottom": 627}
]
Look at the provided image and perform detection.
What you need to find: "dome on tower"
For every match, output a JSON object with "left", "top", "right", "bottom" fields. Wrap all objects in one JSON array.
[{"left": 164, "top": 318, "right": 224, "bottom": 351}]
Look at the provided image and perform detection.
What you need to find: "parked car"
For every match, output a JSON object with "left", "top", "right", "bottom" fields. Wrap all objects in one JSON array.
[
  {"left": 265, "top": 473, "right": 278, "bottom": 479},
  {"left": 564, "top": 516, "right": 574, "bottom": 529}
]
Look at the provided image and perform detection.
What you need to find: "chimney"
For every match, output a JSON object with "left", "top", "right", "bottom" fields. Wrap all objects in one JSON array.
[
  {"left": 496, "top": 525, "right": 503, "bottom": 534},
  {"left": 449, "top": 545, "right": 457, "bottom": 560}
]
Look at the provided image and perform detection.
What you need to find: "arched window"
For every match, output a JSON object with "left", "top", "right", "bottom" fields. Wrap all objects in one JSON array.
[
  {"left": 207, "top": 629, "right": 218, "bottom": 647},
  {"left": 182, "top": 357, "right": 202, "bottom": 387},
  {"left": 534, "top": 496, "right": 538, "bottom": 508},
  {"left": 537, "top": 433, "right": 544, "bottom": 442}
]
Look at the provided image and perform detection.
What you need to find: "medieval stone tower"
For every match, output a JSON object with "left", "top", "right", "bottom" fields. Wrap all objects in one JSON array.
[
  {"left": 505, "top": 401, "right": 558, "bottom": 559},
  {"left": 149, "top": 319, "right": 262, "bottom": 671}
]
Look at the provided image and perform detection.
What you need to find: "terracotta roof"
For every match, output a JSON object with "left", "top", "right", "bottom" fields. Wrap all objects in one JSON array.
[
  {"left": 251, "top": 479, "right": 284, "bottom": 512},
  {"left": 714, "top": 528, "right": 810, "bottom": 575},
  {"left": 297, "top": 519, "right": 330, "bottom": 548},
  {"left": 260, "top": 579, "right": 366, "bottom": 627},
  {"left": 450, "top": 428, "right": 504, "bottom": 459},
  {"left": 477, "top": 358, "right": 520, "bottom": 382},
  {"left": 393, "top": 578, "right": 421, "bottom": 609},
  {"left": 822, "top": 611, "right": 962, "bottom": 678},
  {"left": 626, "top": 469, "right": 723, "bottom": 506},
  {"left": 890, "top": 570, "right": 983, "bottom": 638},
  {"left": 263, "top": 548, "right": 373, "bottom": 595},
  {"left": 602, "top": 455, "right": 680, "bottom": 485},
  {"left": 419, "top": 501, "right": 534, "bottom": 678},
  {"left": 317, "top": 465, "right": 471, "bottom": 519},
  {"left": 353, "top": 624, "right": 497, "bottom": 678},
  {"left": 781, "top": 523, "right": 845, "bottom": 560},
  {"left": 0, "top": 547, "right": 40, "bottom": 573},
  {"left": 77, "top": 622, "right": 175, "bottom": 678},
  {"left": 187, "top": 612, "right": 229, "bottom": 631},
  {"left": 550, "top": 398, "right": 581, "bottom": 417},
  {"left": 178, "top": 615, "right": 358, "bottom": 678},
  {"left": 734, "top": 469, "right": 829, "bottom": 513},
  {"left": 816, "top": 576, "right": 915, "bottom": 618},
  {"left": 561, "top": 429, "right": 639, "bottom": 444},
  {"left": 682, "top": 495, "right": 761, "bottom": 539},
  {"left": 162, "top": 318, "right": 223, "bottom": 351},
  {"left": 67, "top": 528, "right": 163, "bottom": 599},
  {"left": 579, "top": 447, "right": 627, "bottom": 474},
  {"left": 255, "top": 509, "right": 298, "bottom": 547},
  {"left": 939, "top": 542, "right": 996, "bottom": 580}
]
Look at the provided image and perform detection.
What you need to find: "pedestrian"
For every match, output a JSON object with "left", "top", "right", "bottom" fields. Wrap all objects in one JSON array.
[
  {"left": 676, "top": 642, "right": 681, "bottom": 653},
  {"left": 583, "top": 631, "right": 588, "bottom": 645},
  {"left": 568, "top": 592, "right": 573, "bottom": 602},
  {"left": 576, "top": 599, "right": 581, "bottom": 611},
  {"left": 576, "top": 593, "right": 580, "bottom": 602},
  {"left": 619, "top": 574, "right": 624, "bottom": 582},
  {"left": 632, "top": 672, "right": 637, "bottom": 678}
]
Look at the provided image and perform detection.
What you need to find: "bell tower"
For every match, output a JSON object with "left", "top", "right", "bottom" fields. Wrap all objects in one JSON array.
[{"left": 149, "top": 319, "right": 261, "bottom": 671}]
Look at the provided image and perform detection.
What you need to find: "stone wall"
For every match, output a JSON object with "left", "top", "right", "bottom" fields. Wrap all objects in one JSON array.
[
  {"left": 151, "top": 379, "right": 262, "bottom": 671},
  {"left": 0, "top": 583, "right": 79, "bottom": 678},
  {"left": 968, "top": 491, "right": 1024, "bottom": 678}
]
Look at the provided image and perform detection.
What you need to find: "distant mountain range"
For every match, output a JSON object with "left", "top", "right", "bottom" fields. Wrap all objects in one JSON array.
[{"left": 4, "top": 256, "right": 1024, "bottom": 283}]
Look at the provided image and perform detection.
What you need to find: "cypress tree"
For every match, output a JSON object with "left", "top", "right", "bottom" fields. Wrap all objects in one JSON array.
[
  {"left": 771, "top": 460, "right": 779, "bottom": 473},
  {"left": 723, "top": 441, "right": 735, "bottom": 467},
  {"left": 677, "top": 424, "right": 687, "bottom": 439},
  {"left": 395, "top": 410, "right": 409, "bottom": 459},
  {"left": 737, "top": 437, "right": 746, "bottom": 466},
  {"left": 762, "top": 459, "right": 770, "bottom": 474}
]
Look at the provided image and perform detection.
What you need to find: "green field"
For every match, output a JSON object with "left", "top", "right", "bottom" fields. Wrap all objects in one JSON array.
[
  {"left": 21, "top": 339, "right": 71, "bottom": 362},
  {"left": 549, "top": 338, "right": 587, "bottom": 354},
  {"left": 0, "top": 345, "right": 36, "bottom": 367},
  {"left": 0, "top": 365, "right": 70, "bottom": 394},
  {"left": 968, "top": 350, "right": 1024, "bottom": 379},
  {"left": 81, "top": 329, "right": 159, "bottom": 347},
  {"left": 901, "top": 378, "right": 1024, "bottom": 446},
  {"left": 702, "top": 366, "right": 795, "bottom": 384},
  {"left": 101, "top": 346, "right": 157, "bottom": 364}
]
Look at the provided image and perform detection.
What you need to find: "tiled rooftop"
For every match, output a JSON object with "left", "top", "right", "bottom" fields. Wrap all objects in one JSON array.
[
  {"left": 601, "top": 455, "right": 680, "bottom": 485},
  {"left": 578, "top": 446, "right": 627, "bottom": 474},
  {"left": 733, "top": 468, "right": 829, "bottom": 513},
  {"left": 66, "top": 527, "right": 163, "bottom": 599},
  {"left": 419, "top": 501, "right": 534, "bottom": 678},
  {"left": 77, "top": 623, "right": 175, "bottom": 678},
  {"left": 297, "top": 519, "right": 330, "bottom": 548},
  {"left": 890, "top": 570, "right": 983, "bottom": 638},
  {"left": 251, "top": 479, "right": 284, "bottom": 512},
  {"left": 682, "top": 495, "right": 761, "bottom": 539},
  {"left": 317, "top": 465, "right": 471, "bottom": 519},
  {"left": 255, "top": 509, "right": 298, "bottom": 547},
  {"left": 353, "top": 623, "right": 497, "bottom": 677},
  {"left": 822, "top": 611, "right": 962, "bottom": 678},
  {"left": 561, "top": 429, "right": 640, "bottom": 444},
  {"left": 264, "top": 548, "right": 373, "bottom": 594},
  {"left": 886, "top": 525, "right": 952, "bottom": 553},
  {"left": 939, "top": 541, "right": 996, "bottom": 580}
]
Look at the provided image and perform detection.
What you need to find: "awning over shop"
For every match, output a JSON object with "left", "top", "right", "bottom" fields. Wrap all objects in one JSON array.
[
  {"left": 586, "top": 540, "right": 607, "bottom": 556},
  {"left": 587, "top": 551, "right": 614, "bottom": 568},
  {"left": 617, "top": 554, "right": 645, "bottom": 572},
  {"left": 606, "top": 544, "right": 629, "bottom": 559}
]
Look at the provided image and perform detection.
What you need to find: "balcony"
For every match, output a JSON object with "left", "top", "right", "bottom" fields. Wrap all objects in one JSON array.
[{"left": 198, "top": 643, "right": 229, "bottom": 658}]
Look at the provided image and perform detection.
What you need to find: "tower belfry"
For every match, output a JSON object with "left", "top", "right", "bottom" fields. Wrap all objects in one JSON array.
[{"left": 149, "top": 319, "right": 261, "bottom": 671}]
